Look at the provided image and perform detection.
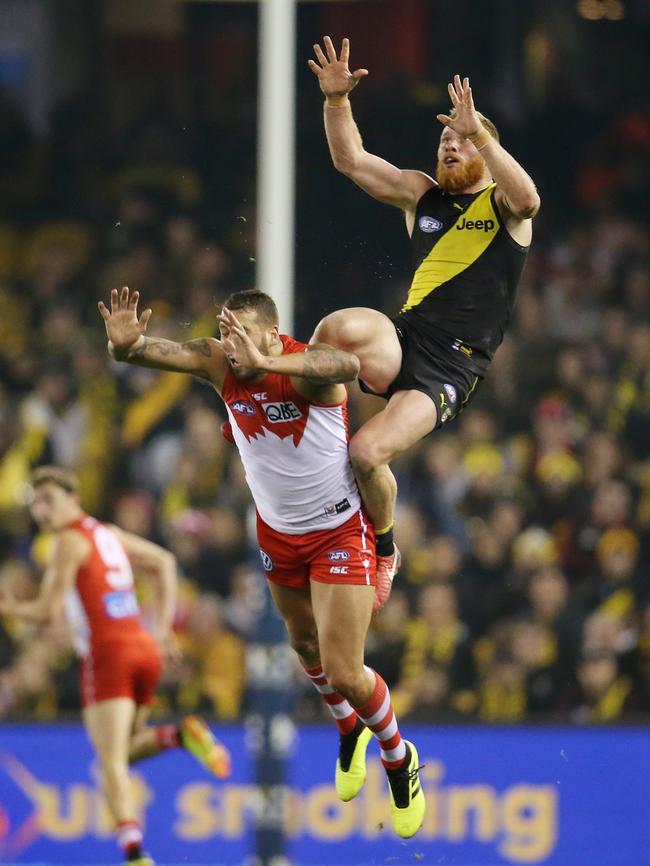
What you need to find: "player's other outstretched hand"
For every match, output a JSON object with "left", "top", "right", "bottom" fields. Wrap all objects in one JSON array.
[
  {"left": 98, "top": 286, "right": 152, "bottom": 360},
  {"left": 218, "top": 307, "right": 266, "bottom": 372},
  {"left": 0, "top": 585, "right": 16, "bottom": 614},
  {"left": 436, "top": 74, "right": 483, "bottom": 138},
  {"left": 308, "top": 36, "right": 368, "bottom": 100},
  {"left": 156, "top": 630, "right": 182, "bottom": 668}
]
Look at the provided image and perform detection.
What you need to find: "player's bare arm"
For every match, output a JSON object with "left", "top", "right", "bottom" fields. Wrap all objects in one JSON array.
[
  {"left": 218, "top": 307, "right": 359, "bottom": 402},
  {"left": 98, "top": 286, "right": 228, "bottom": 386},
  {"left": 0, "top": 530, "right": 89, "bottom": 622},
  {"left": 438, "top": 74, "right": 540, "bottom": 233},
  {"left": 111, "top": 526, "right": 180, "bottom": 663},
  {"left": 219, "top": 307, "right": 359, "bottom": 381},
  {"left": 309, "top": 36, "right": 433, "bottom": 216}
]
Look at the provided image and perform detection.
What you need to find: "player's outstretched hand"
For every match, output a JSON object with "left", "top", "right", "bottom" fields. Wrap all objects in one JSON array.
[
  {"left": 157, "top": 631, "right": 182, "bottom": 668},
  {"left": 308, "top": 36, "right": 368, "bottom": 100},
  {"left": 0, "top": 585, "right": 16, "bottom": 614},
  {"left": 436, "top": 74, "right": 483, "bottom": 138},
  {"left": 218, "top": 307, "right": 266, "bottom": 371},
  {"left": 98, "top": 286, "right": 152, "bottom": 360}
]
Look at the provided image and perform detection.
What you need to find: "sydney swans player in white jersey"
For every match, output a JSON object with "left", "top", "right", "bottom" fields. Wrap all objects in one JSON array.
[{"left": 98, "top": 287, "right": 425, "bottom": 837}]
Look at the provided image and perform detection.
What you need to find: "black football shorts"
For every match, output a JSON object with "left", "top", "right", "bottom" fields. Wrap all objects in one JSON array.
[{"left": 359, "top": 315, "right": 481, "bottom": 430}]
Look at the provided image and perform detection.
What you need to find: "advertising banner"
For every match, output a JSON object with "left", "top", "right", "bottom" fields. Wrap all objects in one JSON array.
[{"left": 1, "top": 724, "right": 648, "bottom": 865}]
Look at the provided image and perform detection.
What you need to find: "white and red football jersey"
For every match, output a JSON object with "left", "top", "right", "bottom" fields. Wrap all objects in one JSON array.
[
  {"left": 63, "top": 515, "right": 145, "bottom": 657},
  {"left": 222, "top": 335, "right": 361, "bottom": 534}
]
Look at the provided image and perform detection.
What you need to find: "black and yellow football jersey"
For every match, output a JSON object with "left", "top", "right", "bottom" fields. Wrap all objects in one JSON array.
[
  {"left": 399, "top": 181, "right": 528, "bottom": 376},
  {"left": 360, "top": 182, "right": 529, "bottom": 427}
]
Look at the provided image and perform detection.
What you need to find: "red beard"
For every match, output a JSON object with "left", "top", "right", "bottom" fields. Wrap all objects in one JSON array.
[{"left": 436, "top": 154, "right": 486, "bottom": 194}]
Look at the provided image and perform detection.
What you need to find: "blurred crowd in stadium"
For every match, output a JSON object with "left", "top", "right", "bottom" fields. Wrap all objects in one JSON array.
[{"left": 0, "top": 18, "right": 649, "bottom": 727}]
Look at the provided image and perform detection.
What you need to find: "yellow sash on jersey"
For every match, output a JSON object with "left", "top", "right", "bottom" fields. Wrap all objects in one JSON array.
[{"left": 403, "top": 183, "right": 499, "bottom": 312}]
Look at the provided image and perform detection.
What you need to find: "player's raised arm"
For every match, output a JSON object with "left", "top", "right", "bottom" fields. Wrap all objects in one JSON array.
[
  {"left": 110, "top": 526, "right": 179, "bottom": 661},
  {"left": 437, "top": 75, "right": 540, "bottom": 221},
  {"left": 219, "top": 307, "right": 359, "bottom": 384},
  {"left": 309, "top": 36, "right": 433, "bottom": 214},
  {"left": 98, "top": 286, "right": 228, "bottom": 385},
  {"left": 0, "top": 530, "right": 89, "bottom": 623}
]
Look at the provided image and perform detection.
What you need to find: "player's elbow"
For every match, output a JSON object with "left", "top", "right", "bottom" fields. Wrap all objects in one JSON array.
[
  {"left": 515, "top": 192, "right": 541, "bottom": 220},
  {"left": 41, "top": 601, "right": 58, "bottom": 623},
  {"left": 332, "top": 153, "right": 357, "bottom": 176},
  {"left": 160, "top": 551, "right": 177, "bottom": 577},
  {"left": 331, "top": 145, "right": 365, "bottom": 178}
]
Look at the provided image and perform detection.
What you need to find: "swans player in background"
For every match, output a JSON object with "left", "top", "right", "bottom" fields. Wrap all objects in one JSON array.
[
  {"left": 0, "top": 466, "right": 231, "bottom": 866},
  {"left": 98, "top": 285, "right": 426, "bottom": 838}
]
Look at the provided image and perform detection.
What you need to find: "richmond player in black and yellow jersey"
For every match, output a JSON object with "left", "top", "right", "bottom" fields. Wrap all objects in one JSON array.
[
  {"left": 308, "top": 35, "right": 539, "bottom": 625},
  {"left": 307, "top": 41, "right": 538, "bottom": 832}
]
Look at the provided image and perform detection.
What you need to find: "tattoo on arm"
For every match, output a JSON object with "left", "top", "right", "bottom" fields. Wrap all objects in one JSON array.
[
  {"left": 303, "top": 346, "right": 359, "bottom": 383},
  {"left": 125, "top": 337, "right": 216, "bottom": 380},
  {"left": 130, "top": 337, "right": 213, "bottom": 360}
]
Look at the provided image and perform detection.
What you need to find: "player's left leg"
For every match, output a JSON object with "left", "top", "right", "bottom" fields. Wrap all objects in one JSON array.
[
  {"left": 349, "top": 389, "right": 438, "bottom": 608},
  {"left": 310, "top": 580, "right": 425, "bottom": 837},
  {"left": 349, "top": 388, "right": 438, "bottom": 529},
  {"left": 128, "top": 705, "right": 231, "bottom": 778},
  {"left": 83, "top": 697, "right": 153, "bottom": 865}
]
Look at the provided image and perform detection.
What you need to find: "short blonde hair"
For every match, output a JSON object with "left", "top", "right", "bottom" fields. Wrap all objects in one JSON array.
[
  {"left": 30, "top": 465, "right": 80, "bottom": 495},
  {"left": 449, "top": 108, "right": 500, "bottom": 143}
]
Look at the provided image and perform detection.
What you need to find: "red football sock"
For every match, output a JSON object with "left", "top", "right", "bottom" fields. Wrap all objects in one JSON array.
[
  {"left": 302, "top": 661, "right": 359, "bottom": 735},
  {"left": 116, "top": 819, "right": 144, "bottom": 858},
  {"left": 353, "top": 668, "right": 406, "bottom": 769},
  {"left": 155, "top": 723, "right": 181, "bottom": 750}
]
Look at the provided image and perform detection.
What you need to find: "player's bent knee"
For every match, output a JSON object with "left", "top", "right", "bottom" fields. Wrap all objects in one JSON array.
[
  {"left": 313, "top": 310, "right": 362, "bottom": 351},
  {"left": 100, "top": 759, "right": 129, "bottom": 786},
  {"left": 323, "top": 664, "right": 365, "bottom": 703},
  {"left": 349, "top": 436, "right": 387, "bottom": 477},
  {"left": 290, "top": 636, "right": 320, "bottom": 666}
]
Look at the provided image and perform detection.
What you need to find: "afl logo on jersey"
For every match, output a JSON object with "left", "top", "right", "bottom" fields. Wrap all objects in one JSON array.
[
  {"left": 328, "top": 549, "right": 350, "bottom": 562},
  {"left": 231, "top": 400, "right": 255, "bottom": 416},
  {"left": 419, "top": 216, "right": 443, "bottom": 233},
  {"left": 259, "top": 548, "right": 274, "bottom": 572}
]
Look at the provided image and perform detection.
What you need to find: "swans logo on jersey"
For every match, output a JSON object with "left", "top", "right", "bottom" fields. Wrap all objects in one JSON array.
[
  {"left": 262, "top": 401, "right": 302, "bottom": 423},
  {"left": 103, "top": 590, "right": 139, "bottom": 619},
  {"left": 419, "top": 216, "right": 443, "bottom": 233},
  {"left": 328, "top": 549, "right": 350, "bottom": 562},
  {"left": 443, "top": 383, "right": 457, "bottom": 404},
  {"left": 231, "top": 400, "right": 255, "bottom": 416},
  {"left": 259, "top": 548, "right": 274, "bottom": 572}
]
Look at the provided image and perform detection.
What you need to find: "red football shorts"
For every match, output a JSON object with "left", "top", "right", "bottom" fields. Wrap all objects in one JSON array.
[
  {"left": 79, "top": 633, "right": 161, "bottom": 708},
  {"left": 256, "top": 509, "right": 376, "bottom": 589}
]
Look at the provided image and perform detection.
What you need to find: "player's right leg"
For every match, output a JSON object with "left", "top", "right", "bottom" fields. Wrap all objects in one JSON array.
[
  {"left": 83, "top": 697, "right": 154, "bottom": 865},
  {"left": 311, "top": 583, "right": 425, "bottom": 837},
  {"left": 260, "top": 513, "right": 376, "bottom": 801},
  {"left": 311, "top": 307, "right": 403, "bottom": 394},
  {"left": 266, "top": 580, "right": 369, "bottom": 801},
  {"left": 267, "top": 582, "right": 361, "bottom": 729}
]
